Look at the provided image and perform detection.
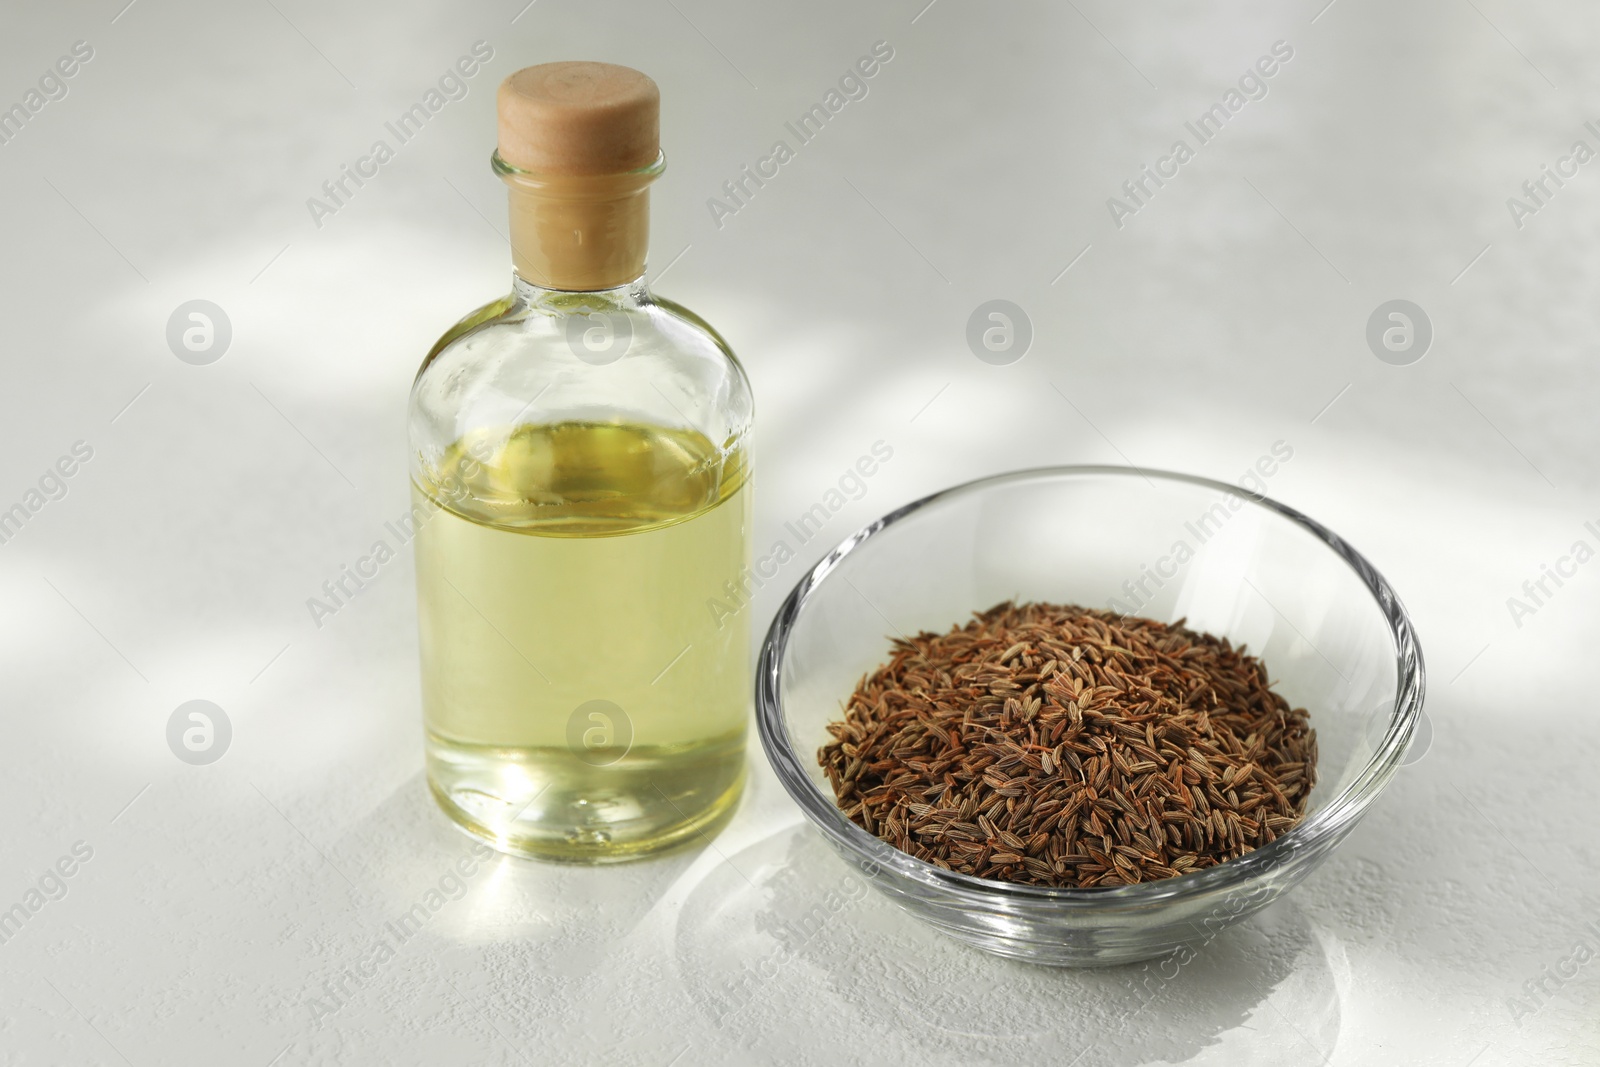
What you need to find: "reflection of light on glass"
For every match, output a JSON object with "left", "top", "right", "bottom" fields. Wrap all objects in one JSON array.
[
  {"left": 436, "top": 763, "right": 555, "bottom": 939},
  {"left": 496, "top": 762, "right": 540, "bottom": 833},
  {"left": 1177, "top": 500, "right": 1267, "bottom": 645}
]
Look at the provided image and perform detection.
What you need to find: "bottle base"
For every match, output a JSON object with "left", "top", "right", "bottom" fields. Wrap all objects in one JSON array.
[{"left": 425, "top": 733, "right": 746, "bottom": 863}]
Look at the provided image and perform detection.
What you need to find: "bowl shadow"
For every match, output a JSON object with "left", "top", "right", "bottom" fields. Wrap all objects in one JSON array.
[{"left": 674, "top": 823, "right": 1343, "bottom": 1066}]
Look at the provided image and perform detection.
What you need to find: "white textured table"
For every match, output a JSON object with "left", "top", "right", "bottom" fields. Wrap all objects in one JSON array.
[{"left": 1, "top": 1, "right": 1596, "bottom": 1064}]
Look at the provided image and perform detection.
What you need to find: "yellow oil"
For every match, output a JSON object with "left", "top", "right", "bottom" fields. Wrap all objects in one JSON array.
[{"left": 413, "top": 421, "right": 749, "bottom": 861}]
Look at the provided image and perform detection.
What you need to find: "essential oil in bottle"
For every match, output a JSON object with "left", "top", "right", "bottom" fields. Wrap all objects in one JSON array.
[{"left": 407, "top": 63, "right": 753, "bottom": 861}]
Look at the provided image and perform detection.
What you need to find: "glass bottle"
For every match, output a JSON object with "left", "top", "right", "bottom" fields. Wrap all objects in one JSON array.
[{"left": 406, "top": 63, "right": 753, "bottom": 861}]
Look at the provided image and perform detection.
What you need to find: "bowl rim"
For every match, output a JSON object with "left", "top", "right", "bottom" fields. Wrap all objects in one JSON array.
[{"left": 755, "top": 464, "right": 1426, "bottom": 908}]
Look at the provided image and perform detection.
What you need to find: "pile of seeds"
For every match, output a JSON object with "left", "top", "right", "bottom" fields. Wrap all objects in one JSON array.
[{"left": 819, "top": 601, "right": 1317, "bottom": 888}]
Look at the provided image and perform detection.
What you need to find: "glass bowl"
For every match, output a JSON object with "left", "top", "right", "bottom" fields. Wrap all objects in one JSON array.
[{"left": 755, "top": 466, "right": 1424, "bottom": 967}]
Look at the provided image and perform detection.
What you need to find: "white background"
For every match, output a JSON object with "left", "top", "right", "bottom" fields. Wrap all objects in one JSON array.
[{"left": 1, "top": 0, "right": 1596, "bottom": 1064}]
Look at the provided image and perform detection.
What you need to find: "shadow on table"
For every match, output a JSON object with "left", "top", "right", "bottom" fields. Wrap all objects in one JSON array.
[
  {"left": 674, "top": 822, "right": 1343, "bottom": 1067},
  {"left": 327, "top": 772, "right": 706, "bottom": 971}
]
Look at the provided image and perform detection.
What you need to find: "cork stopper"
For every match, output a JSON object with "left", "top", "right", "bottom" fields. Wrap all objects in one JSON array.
[
  {"left": 497, "top": 62, "right": 659, "bottom": 176},
  {"left": 495, "top": 62, "right": 663, "bottom": 291}
]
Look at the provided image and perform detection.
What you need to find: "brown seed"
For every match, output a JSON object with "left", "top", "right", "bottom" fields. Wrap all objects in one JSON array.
[{"left": 818, "top": 600, "right": 1316, "bottom": 889}]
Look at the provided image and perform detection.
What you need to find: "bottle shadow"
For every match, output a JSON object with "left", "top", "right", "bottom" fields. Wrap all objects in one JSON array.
[
  {"left": 327, "top": 772, "right": 706, "bottom": 974},
  {"left": 673, "top": 822, "right": 1343, "bottom": 1067}
]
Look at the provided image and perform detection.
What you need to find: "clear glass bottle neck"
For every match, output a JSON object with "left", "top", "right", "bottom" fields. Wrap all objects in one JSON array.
[{"left": 511, "top": 272, "right": 650, "bottom": 309}]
